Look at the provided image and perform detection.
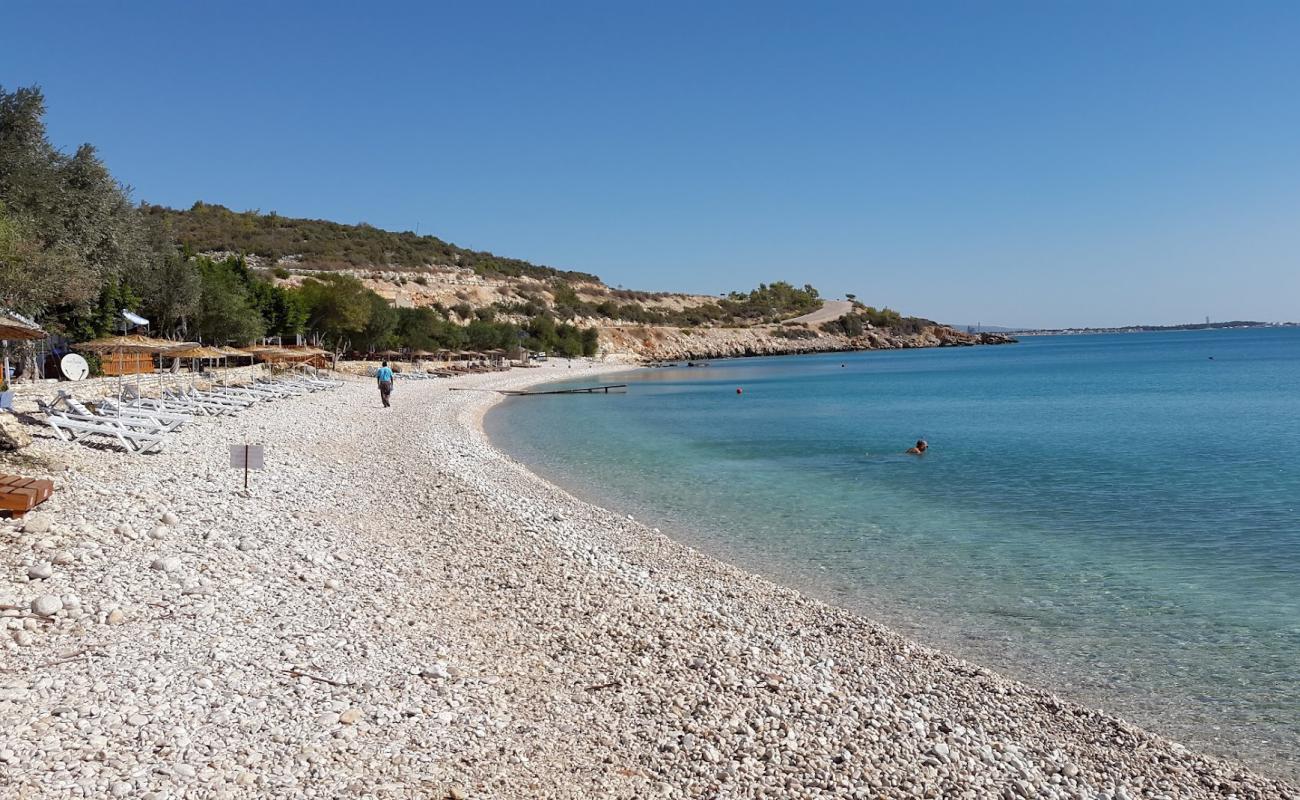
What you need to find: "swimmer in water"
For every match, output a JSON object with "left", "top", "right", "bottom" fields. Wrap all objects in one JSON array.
[{"left": 906, "top": 439, "right": 928, "bottom": 455}]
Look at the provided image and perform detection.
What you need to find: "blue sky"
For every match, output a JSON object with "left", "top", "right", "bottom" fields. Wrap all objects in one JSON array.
[{"left": 4, "top": 1, "right": 1298, "bottom": 327}]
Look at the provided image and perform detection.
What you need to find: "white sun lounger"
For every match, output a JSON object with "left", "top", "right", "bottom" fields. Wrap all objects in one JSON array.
[
  {"left": 57, "top": 393, "right": 191, "bottom": 434},
  {"left": 39, "top": 404, "right": 167, "bottom": 455},
  {"left": 39, "top": 399, "right": 181, "bottom": 438},
  {"left": 163, "top": 389, "right": 244, "bottom": 415},
  {"left": 253, "top": 379, "right": 308, "bottom": 396}
]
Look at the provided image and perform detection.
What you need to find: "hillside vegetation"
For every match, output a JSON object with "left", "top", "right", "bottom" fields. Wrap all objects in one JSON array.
[
  {"left": 500, "top": 280, "right": 823, "bottom": 327},
  {"left": 143, "top": 202, "right": 599, "bottom": 282}
]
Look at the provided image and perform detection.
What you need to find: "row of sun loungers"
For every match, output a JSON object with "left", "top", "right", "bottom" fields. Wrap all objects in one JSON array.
[
  {"left": 38, "top": 374, "right": 343, "bottom": 455},
  {"left": 37, "top": 396, "right": 171, "bottom": 455},
  {"left": 374, "top": 365, "right": 510, "bottom": 381}
]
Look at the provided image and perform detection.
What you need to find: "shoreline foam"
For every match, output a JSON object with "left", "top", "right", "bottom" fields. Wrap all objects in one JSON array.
[{"left": 1, "top": 363, "right": 1294, "bottom": 798}]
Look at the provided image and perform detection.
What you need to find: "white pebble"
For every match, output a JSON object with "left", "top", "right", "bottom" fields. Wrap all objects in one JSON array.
[
  {"left": 150, "top": 556, "right": 182, "bottom": 573},
  {"left": 31, "top": 594, "right": 63, "bottom": 617}
]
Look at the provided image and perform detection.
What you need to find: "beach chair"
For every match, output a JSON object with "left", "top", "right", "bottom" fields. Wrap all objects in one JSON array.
[
  {"left": 0, "top": 474, "right": 55, "bottom": 518},
  {"left": 38, "top": 402, "right": 167, "bottom": 455},
  {"left": 295, "top": 376, "right": 341, "bottom": 390},
  {"left": 111, "top": 385, "right": 199, "bottom": 415},
  {"left": 269, "top": 377, "right": 317, "bottom": 392},
  {"left": 41, "top": 397, "right": 181, "bottom": 437},
  {"left": 58, "top": 391, "right": 191, "bottom": 433},
  {"left": 220, "top": 384, "right": 282, "bottom": 401},
  {"left": 254, "top": 378, "right": 308, "bottom": 396},
  {"left": 189, "top": 387, "right": 255, "bottom": 408},
  {"left": 295, "top": 367, "right": 343, "bottom": 389},
  {"left": 114, "top": 387, "right": 214, "bottom": 417},
  {"left": 163, "top": 387, "right": 245, "bottom": 415}
]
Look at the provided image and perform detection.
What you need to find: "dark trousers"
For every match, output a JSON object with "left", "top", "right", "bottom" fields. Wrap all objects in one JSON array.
[{"left": 378, "top": 380, "right": 393, "bottom": 407}]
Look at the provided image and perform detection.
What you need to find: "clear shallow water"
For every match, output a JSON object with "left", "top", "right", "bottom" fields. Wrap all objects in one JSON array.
[{"left": 486, "top": 329, "right": 1300, "bottom": 778}]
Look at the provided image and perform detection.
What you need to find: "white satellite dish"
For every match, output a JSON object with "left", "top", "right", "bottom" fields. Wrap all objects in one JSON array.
[{"left": 60, "top": 353, "right": 89, "bottom": 381}]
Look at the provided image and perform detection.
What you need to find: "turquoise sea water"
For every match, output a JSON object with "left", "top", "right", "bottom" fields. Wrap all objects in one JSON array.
[{"left": 486, "top": 329, "right": 1300, "bottom": 777}]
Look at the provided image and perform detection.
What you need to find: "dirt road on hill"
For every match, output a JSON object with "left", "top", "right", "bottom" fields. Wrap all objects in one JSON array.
[{"left": 785, "top": 299, "right": 854, "bottom": 325}]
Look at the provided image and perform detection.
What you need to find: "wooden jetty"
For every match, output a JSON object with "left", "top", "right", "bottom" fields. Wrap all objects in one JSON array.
[{"left": 451, "top": 384, "right": 627, "bottom": 397}]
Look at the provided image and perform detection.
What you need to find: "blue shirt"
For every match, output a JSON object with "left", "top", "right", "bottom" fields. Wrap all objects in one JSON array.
[{"left": 376, "top": 366, "right": 394, "bottom": 382}]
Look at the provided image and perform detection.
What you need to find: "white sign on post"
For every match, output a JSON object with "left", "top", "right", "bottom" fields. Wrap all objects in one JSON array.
[{"left": 230, "top": 444, "right": 265, "bottom": 489}]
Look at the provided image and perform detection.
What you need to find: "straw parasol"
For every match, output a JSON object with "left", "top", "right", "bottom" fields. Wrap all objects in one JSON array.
[
  {"left": 241, "top": 346, "right": 329, "bottom": 371},
  {"left": 74, "top": 334, "right": 192, "bottom": 354},
  {"left": 170, "top": 346, "right": 226, "bottom": 359},
  {"left": 1, "top": 310, "right": 45, "bottom": 341},
  {"left": 284, "top": 346, "right": 331, "bottom": 371}
]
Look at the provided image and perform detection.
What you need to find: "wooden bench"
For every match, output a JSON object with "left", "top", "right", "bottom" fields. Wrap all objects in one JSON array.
[{"left": 0, "top": 475, "right": 54, "bottom": 518}]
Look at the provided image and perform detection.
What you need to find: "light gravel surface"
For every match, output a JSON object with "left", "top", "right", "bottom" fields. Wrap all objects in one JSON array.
[
  {"left": 784, "top": 300, "right": 855, "bottom": 326},
  {"left": 1, "top": 363, "right": 1295, "bottom": 799}
]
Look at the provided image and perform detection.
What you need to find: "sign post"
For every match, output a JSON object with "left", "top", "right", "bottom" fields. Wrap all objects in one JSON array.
[{"left": 229, "top": 444, "right": 265, "bottom": 489}]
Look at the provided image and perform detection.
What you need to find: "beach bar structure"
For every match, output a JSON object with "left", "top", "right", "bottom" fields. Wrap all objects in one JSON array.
[
  {"left": 74, "top": 334, "right": 190, "bottom": 377},
  {"left": 2, "top": 310, "right": 47, "bottom": 408},
  {"left": 73, "top": 335, "right": 200, "bottom": 397}
]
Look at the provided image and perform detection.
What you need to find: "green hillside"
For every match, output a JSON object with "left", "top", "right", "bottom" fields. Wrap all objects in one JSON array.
[{"left": 142, "top": 202, "right": 600, "bottom": 283}]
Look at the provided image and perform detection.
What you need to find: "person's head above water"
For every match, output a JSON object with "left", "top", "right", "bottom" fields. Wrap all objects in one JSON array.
[
  {"left": 906, "top": 439, "right": 929, "bottom": 454},
  {"left": 916, "top": 439, "right": 927, "bottom": 450}
]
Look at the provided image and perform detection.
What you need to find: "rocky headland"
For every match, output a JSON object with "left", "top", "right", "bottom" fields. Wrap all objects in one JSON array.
[{"left": 599, "top": 323, "right": 1015, "bottom": 362}]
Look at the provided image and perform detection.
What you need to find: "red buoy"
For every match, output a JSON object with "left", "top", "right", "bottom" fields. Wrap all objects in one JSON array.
[{"left": 736, "top": 387, "right": 743, "bottom": 394}]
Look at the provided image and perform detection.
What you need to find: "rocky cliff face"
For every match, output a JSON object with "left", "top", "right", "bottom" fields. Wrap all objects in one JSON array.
[{"left": 598, "top": 324, "right": 1014, "bottom": 362}]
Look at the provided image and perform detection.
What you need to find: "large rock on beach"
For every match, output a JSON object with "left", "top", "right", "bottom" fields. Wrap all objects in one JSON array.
[{"left": 0, "top": 411, "right": 31, "bottom": 450}]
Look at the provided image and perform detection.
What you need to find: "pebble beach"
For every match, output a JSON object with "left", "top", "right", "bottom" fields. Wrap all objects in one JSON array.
[{"left": 1, "top": 363, "right": 1295, "bottom": 800}]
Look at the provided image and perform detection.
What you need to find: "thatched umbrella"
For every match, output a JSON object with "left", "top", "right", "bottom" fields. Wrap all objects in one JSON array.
[
  {"left": 156, "top": 345, "right": 220, "bottom": 393},
  {"left": 170, "top": 345, "right": 225, "bottom": 360},
  {"left": 272, "top": 347, "right": 327, "bottom": 366},
  {"left": 285, "top": 346, "right": 331, "bottom": 372},
  {"left": 0, "top": 310, "right": 45, "bottom": 341},
  {"left": 74, "top": 334, "right": 190, "bottom": 354},
  {"left": 170, "top": 346, "right": 225, "bottom": 374},
  {"left": 208, "top": 346, "right": 245, "bottom": 378},
  {"left": 234, "top": 346, "right": 278, "bottom": 368}
]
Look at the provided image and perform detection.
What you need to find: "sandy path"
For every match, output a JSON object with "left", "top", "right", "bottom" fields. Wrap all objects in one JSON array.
[{"left": 784, "top": 300, "right": 854, "bottom": 326}]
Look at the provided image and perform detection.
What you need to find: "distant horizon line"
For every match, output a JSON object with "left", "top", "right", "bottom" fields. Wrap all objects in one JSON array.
[{"left": 948, "top": 320, "right": 1299, "bottom": 333}]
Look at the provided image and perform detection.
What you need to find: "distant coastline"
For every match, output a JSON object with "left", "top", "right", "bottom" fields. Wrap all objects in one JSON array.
[{"left": 1008, "top": 321, "right": 1297, "bottom": 336}]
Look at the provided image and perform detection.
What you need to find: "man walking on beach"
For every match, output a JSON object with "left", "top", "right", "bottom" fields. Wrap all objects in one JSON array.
[{"left": 376, "top": 361, "right": 394, "bottom": 408}]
